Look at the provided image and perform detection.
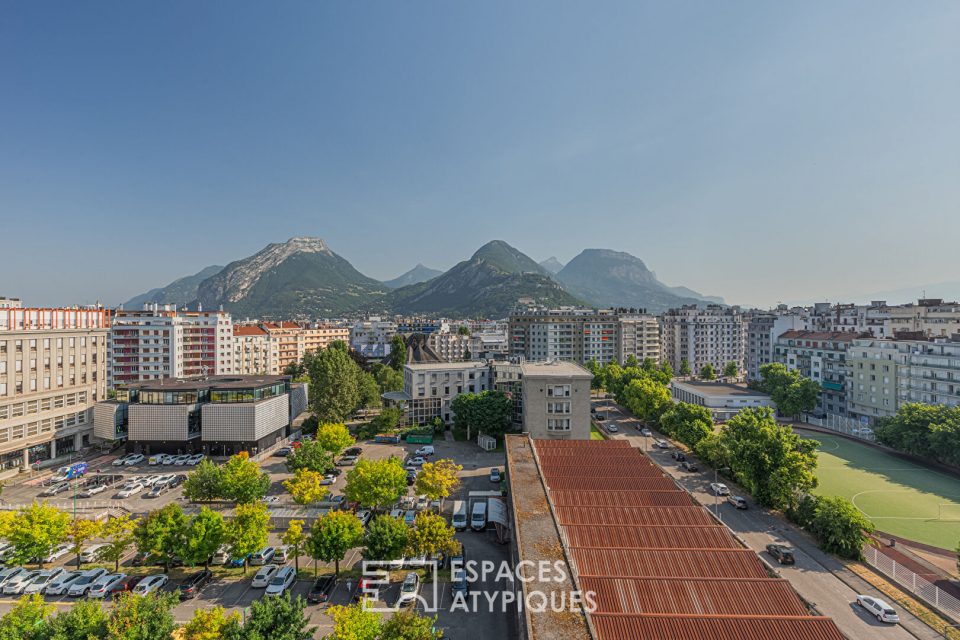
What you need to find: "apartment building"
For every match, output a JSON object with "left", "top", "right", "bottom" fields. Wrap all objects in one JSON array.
[
  {"left": 745, "top": 311, "right": 809, "bottom": 381},
  {"left": 468, "top": 330, "right": 509, "bottom": 360},
  {"left": 774, "top": 330, "right": 856, "bottom": 417},
  {"left": 0, "top": 307, "right": 108, "bottom": 478},
  {"left": 301, "top": 324, "right": 350, "bottom": 353},
  {"left": 519, "top": 361, "right": 592, "bottom": 440},
  {"left": 898, "top": 335, "right": 960, "bottom": 409},
  {"left": 261, "top": 322, "right": 304, "bottom": 373},
  {"left": 350, "top": 317, "right": 397, "bottom": 360},
  {"left": 109, "top": 305, "right": 234, "bottom": 387},
  {"left": 233, "top": 325, "right": 272, "bottom": 375},
  {"left": 886, "top": 299, "right": 960, "bottom": 338},
  {"left": 93, "top": 374, "right": 307, "bottom": 455},
  {"left": 396, "top": 317, "right": 446, "bottom": 335},
  {"left": 0, "top": 297, "right": 22, "bottom": 309},
  {"left": 508, "top": 308, "right": 659, "bottom": 366},
  {"left": 660, "top": 305, "right": 745, "bottom": 375},
  {"left": 845, "top": 338, "right": 912, "bottom": 424},
  {"left": 399, "top": 361, "right": 491, "bottom": 425},
  {"left": 429, "top": 332, "right": 471, "bottom": 361}
]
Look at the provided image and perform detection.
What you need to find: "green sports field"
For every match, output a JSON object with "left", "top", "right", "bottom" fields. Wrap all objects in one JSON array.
[{"left": 796, "top": 429, "right": 960, "bottom": 550}]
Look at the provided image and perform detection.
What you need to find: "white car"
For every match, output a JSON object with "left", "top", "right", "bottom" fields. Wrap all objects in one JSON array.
[
  {"left": 44, "top": 543, "right": 72, "bottom": 563},
  {"left": 3, "top": 570, "right": 39, "bottom": 595},
  {"left": 44, "top": 570, "right": 82, "bottom": 596},
  {"left": 640, "top": 428, "right": 653, "bottom": 437},
  {"left": 148, "top": 454, "right": 163, "bottom": 466},
  {"left": 397, "top": 572, "right": 421, "bottom": 606},
  {"left": 112, "top": 454, "right": 135, "bottom": 466},
  {"left": 87, "top": 573, "right": 126, "bottom": 599},
  {"left": 132, "top": 574, "right": 168, "bottom": 595},
  {"left": 80, "top": 484, "right": 107, "bottom": 497},
  {"left": 124, "top": 454, "right": 145, "bottom": 466},
  {"left": 264, "top": 567, "right": 296, "bottom": 596},
  {"left": 173, "top": 454, "right": 191, "bottom": 465},
  {"left": 117, "top": 483, "right": 144, "bottom": 498},
  {"left": 252, "top": 564, "right": 279, "bottom": 588},
  {"left": 273, "top": 546, "right": 290, "bottom": 564},
  {"left": 158, "top": 454, "right": 174, "bottom": 465},
  {"left": 356, "top": 510, "right": 372, "bottom": 527},
  {"left": 187, "top": 453, "right": 205, "bottom": 465},
  {"left": 24, "top": 568, "right": 65, "bottom": 595},
  {"left": 407, "top": 457, "right": 427, "bottom": 467},
  {"left": 607, "top": 424, "right": 619, "bottom": 433},
  {"left": 80, "top": 544, "right": 109, "bottom": 563},
  {"left": 212, "top": 545, "right": 231, "bottom": 565},
  {"left": 0, "top": 567, "right": 27, "bottom": 590},
  {"left": 856, "top": 595, "right": 900, "bottom": 623},
  {"left": 414, "top": 445, "right": 435, "bottom": 456},
  {"left": 67, "top": 568, "right": 109, "bottom": 597},
  {"left": 709, "top": 482, "right": 730, "bottom": 496}
]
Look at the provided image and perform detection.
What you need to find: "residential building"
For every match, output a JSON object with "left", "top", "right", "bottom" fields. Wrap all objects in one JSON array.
[
  {"left": 518, "top": 360, "right": 592, "bottom": 439},
  {"left": 261, "top": 322, "right": 304, "bottom": 373},
  {"left": 396, "top": 317, "right": 446, "bottom": 335},
  {"left": 350, "top": 317, "right": 397, "bottom": 360},
  {"left": 669, "top": 380, "right": 774, "bottom": 422},
  {"left": 0, "top": 297, "right": 22, "bottom": 309},
  {"left": 301, "top": 323, "right": 350, "bottom": 353},
  {"left": 898, "top": 334, "right": 960, "bottom": 409},
  {"left": 399, "top": 361, "right": 490, "bottom": 425},
  {"left": 0, "top": 307, "right": 108, "bottom": 478},
  {"left": 660, "top": 305, "right": 745, "bottom": 375},
  {"left": 508, "top": 308, "right": 659, "bottom": 366},
  {"left": 745, "top": 310, "right": 809, "bottom": 381},
  {"left": 885, "top": 299, "right": 960, "bottom": 338},
  {"left": 429, "top": 332, "right": 470, "bottom": 361},
  {"left": 845, "top": 338, "right": 912, "bottom": 424},
  {"left": 109, "top": 305, "right": 234, "bottom": 387},
  {"left": 93, "top": 374, "right": 307, "bottom": 455},
  {"left": 233, "top": 325, "right": 272, "bottom": 375},
  {"left": 468, "top": 330, "right": 509, "bottom": 360},
  {"left": 774, "top": 330, "right": 857, "bottom": 417}
]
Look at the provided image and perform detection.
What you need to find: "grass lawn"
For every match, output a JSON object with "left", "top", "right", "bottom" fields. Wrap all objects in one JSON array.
[
  {"left": 590, "top": 424, "right": 607, "bottom": 440},
  {"left": 796, "top": 428, "right": 960, "bottom": 550}
]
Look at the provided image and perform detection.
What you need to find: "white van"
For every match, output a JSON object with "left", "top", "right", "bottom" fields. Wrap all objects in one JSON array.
[
  {"left": 470, "top": 501, "right": 487, "bottom": 531},
  {"left": 452, "top": 501, "right": 468, "bottom": 531}
]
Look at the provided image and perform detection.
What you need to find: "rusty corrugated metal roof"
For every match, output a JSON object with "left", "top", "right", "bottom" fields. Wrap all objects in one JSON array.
[
  {"left": 550, "top": 489, "right": 693, "bottom": 507},
  {"left": 562, "top": 524, "right": 739, "bottom": 550},
  {"left": 554, "top": 505, "right": 716, "bottom": 527},
  {"left": 544, "top": 475, "right": 678, "bottom": 492},
  {"left": 590, "top": 615, "right": 847, "bottom": 640},
  {"left": 569, "top": 548, "right": 770, "bottom": 579},
  {"left": 582, "top": 577, "right": 809, "bottom": 616}
]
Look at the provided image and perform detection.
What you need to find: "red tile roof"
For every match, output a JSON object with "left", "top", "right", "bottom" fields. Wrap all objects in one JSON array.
[{"left": 233, "top": 325, "right": 268, "bottom": 336}]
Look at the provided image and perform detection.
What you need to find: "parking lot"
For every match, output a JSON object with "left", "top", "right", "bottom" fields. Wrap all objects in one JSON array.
[{"left": 0, "top": 435, "right": 516, "bottom": 638}]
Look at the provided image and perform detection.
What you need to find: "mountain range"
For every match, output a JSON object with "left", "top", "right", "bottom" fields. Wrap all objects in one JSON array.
[{"left": 124, "top": 237, "right": 722, "bottom": 318}]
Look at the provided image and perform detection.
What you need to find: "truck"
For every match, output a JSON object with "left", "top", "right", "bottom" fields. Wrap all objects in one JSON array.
[
  {"left": 374, "top": 434, "right": 401, "bottom": 444},
  {"left": 451, "top": 500, "right": 468, "bottom": 531}
]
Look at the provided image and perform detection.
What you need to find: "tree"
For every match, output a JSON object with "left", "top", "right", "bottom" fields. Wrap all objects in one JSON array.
[
  {"left": 584, "top": 359, "right": 603, "bottom": 393},
  {"left": 809, "top": 496, "right": 875, "bottom": 559},
  {"left": 406, "top": 512, "right": 457, "bottom": 559},
  {"left": 371, "top": 363, "right": 403, "bottom": 394},
  {"left": 414, "top": 459, "right": 462, "bottom": 510},
  {"left": 379, "top": 609, "right": 442, "bottom": 640},
  {"left": 660, "top": 360, "right": 674, "bottom": 379},
  {"left": 0, "top": 595, "right": 54, "bottom": 640},
  {"left": 624, "top": 354, "right": 640, "bottom": 368},
  {"left": 679, "top": 359, "right": 691, "bottom": 376},
  {"left": 308, "top": 342, "right": 364, "bottom": 422},
  {"left": 283, "top": 469, "right": 329, "bottom": 506},
  {"left": 47, "top": 599, "right": 108, "bottom": 640},
  {"left": 242, "top": 593, "right": 312, "bottom": 640},
  {"left": 874, "top": 403, "right": 960, "bottom": 468},
  {"left": 225, "top": 502, "right": 269, "bottom": 574},
  {"left": 9, "top": 501, "right": 71, "bottom": 567},
  {"left": 134, "top": 504, "right": 187, "bottom": 571},
  {"left": 308, "top": 511, "right": 364, "bottom": 577},
  {"left": 0, "top": 511, "right": 15, "bottom": 539},
  {"left": 620, "top": 377, "right": 671, "bottom": 426},
  {"left": 222, "top": 452, "right": 270, "bottom": 504},
  {"left": 100, "top": 515, "right": 139, "bottom": 572},
  {"left": 314, "top": 423, "right": 355, "bottom": 456},
  {"left": 106, "top": 592, "right": 178, "bottom": 640},
  {"left": 387, "top": 335, "right": 407, "bottom": 371},
  {"left": 359, "top": 372, "right": 382, "bottom": 410},
  {"left": 183, "top": 460, "right": 225, "bottom": 503},
  {"left": 723, "top": 361, "right": 738, "bottom": 378},
  {"left": 343, "top": 458, "right": 408, "bottom": 510},
  {"left": 369, "top": 407, "right": 403, "bottom": 433},
  {"left": 457, "top": 325, "right": 470, "bottom": 336},
  {"left": 178, "top": 507, "right": 226, "bottom": 569},
  {"left": 178, "top": 607, "right": 242, "bottom": 640},
  {"left": 285, "top": 440, "right": 335, "bottom": 474},
  {"left": 67, "top": 518, "right": 103, "bottom": 570},
  {"left": 659, "top": 402, "right": 714, "bottom": 449},
  {"left": 326, "top": 604, "right": 382, "bottom": 640},
  {"left": 699, "top": 364, "right": 716, "bottom": 380},
  {"left": 281, "top": 520, "right": 307, "bottom": 574},
  {"left": 363, "top": 515, "right": 409, "bottom": 562},
  {"left": 758, "top": 363, "right": 819, "bottom": 419},
  {"left": 451, "top": 391, "right": 512, "bottom": 440}
]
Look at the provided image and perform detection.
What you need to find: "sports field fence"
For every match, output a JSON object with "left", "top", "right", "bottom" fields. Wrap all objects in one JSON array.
[{"left": 864, "top": 544, "right": 960, "bottom": 624}]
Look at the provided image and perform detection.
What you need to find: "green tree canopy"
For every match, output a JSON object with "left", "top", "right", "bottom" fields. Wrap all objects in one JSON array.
[
  {"left": 620, "top": 376, "right": 671, "bottom": 426},
  {"left": 809, "top": 495, "right": 875, "bottom": 559},
  {"left": 757, "top": 363, "right": 820, "bottom": 418},
  {"left": 134, "top": 504, "right": 187, "bottom": 571},
  {"left": 9, "top": 501, "right": 71, "bottom": 567},
  {"left": 281, "top": 519, "right": 308, "bottom": 574},
  {"left": 406, "top": 512, "right": 457, "bottom": 559},
  {"left": 699, "top": 364, "right": 716, "bottom": 380},
  {"left": 371, "top": 363, "right": 404, "bottom": 394},
  {"left": 414, "top": 459, "right": 462, "bottom": 508},
  {"left": 379, "top": 609, "right": 443, "bottom": 640},
  {"left": 0, "top": 595, "right": 54, "bottom": 640},
  {"left": 308, "top": 342, "right": 364, "bottom": 422},
  {"left": 47, "top": 599, "right": 108, "bottom": 640},
  {"left": 100, "top": 514, "right": 139, "bottom": 572},
  {"left": 106, "top": 592, "right": 178, "bottom": 640},
  {"left": 679, "top": 359, "right": 691, "bottom": 376},
  {"left": 659, "top": 402, "right": 714, "bottom": 448},
  {"left": 723, "top": 361, "right": 739, "bottom": 378},
  {"left": 343, "top": 458, "right": 407, "bottom": 510},
  {"left": 450, "top": 390, "right": 512, "bottom": 439},
  {"left": 178, "top": 606, "right": 242, "bottom": 640},
  {"left": 242, "top": 593, "right": 313, "bottom": 640},
  {"left": 225, "top": 503, "right": 270, "bottom": 573},
  {"left": 222, "top": 452, "right": 270, "bottom": 504},
  {"left": 307, "top": 511, "right": 364, "bottom": 576},
  {"left": 178, "top": 507, "right": 226, "bottom": 568},
  {"left": 285, "top": 440, "right": 335, "bottom": 474},
  {"left": 387, "top": 335, "right": 407, "bottom": 371},
  {"left": 369, "top": 407, "right": 403, "bottom": 433},
  {"left": 183, "top": 460, "right": 225, "bottom": 503},
  {"left": 326, "top": 604, "right": 382, "bottom": 640},
  {"left": 362, "top": 515, "right": 409, "bottom": 562},
  {"left": 67, "top": 518, "right": 103, "bottom": 570},
  {"left": 874, "top": 403, "right": 960, "bottom": 467},
  {"left": 314, "top": 423, "right": 355, "bottom": 456},
  {"left": 283, "top": 469, "right": 330, "bottom": 506}
]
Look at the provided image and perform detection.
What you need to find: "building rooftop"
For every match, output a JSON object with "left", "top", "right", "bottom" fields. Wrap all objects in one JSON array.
[
  {"left": 405, "top": 361, "right": 489, "bottom": 371},
  {"left": 519, "top": 360, "right": 592, "bottom": 378},
  {"left": 234, "top": 325, "right": 268, "bottom": 336},
  {"left": 671, "top": 380, "right": 770, "bottom": 398},
  {"left": 506, "top": 437, "right": 845, "bottom": 640},
  {"left": 119, "top": 374, "right": 290, "bottom": 392},
  {"left": 777, "top": 330, "right": 860, "bottom": 342}
]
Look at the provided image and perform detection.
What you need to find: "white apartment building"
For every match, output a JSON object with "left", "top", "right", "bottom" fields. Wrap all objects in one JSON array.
[
  {"left": 0, "top": 297, "right": 23, "bottom": 309},
  {"left": 429, "top": 332, "right": 471, "bottom": 362},
  {"left": 885, "top": 299, "right": 960, "bottom": 338},
  {"left": 0, "top": 307, "right": 108, "bottom": 478},
  {"left": 509, "top": 308, "right": 660, "bottom": 366},
  {"left": 350, "top": 317, "right": 397, "bottom": 360},
  {"left": 898, "top": 335, "right": 960, "bottom": 409},
  {"left": 109, "top": 305, "right": 234, "bottom": 387},
  {"left": 401, "top": 361, "right": 491, "bottom": 425},
  {"left": 745, "top": 311, "right": 810, "bottom": 381},
  {"left": 774, "top": 330, "right": 856, "bottom": 417},
  {"left": 660, "top": 305, "right": 745, "bottom": 375},
  {"left": 233, "top": 325, "right": 272, "bottom": 375}
]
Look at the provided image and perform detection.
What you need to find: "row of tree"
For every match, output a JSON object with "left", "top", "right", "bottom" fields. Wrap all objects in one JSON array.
[
  {"left": 0, "top": 589, "right": 442, "bottom": 640},
  {"left": 874, "top": 403, "right": 960, "bottom": 469},
  {"left": 183, "top": 453, "right": 271, "bottom": 504}
]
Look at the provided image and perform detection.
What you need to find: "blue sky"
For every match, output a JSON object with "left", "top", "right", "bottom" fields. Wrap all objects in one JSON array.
[{"left": 1, "top": 1, "right": 958, "bottom": 308}]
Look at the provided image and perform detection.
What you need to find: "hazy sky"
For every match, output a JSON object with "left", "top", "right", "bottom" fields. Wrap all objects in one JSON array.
[{"left": 2, "top": 1, "right": 958, "bottom": 308}]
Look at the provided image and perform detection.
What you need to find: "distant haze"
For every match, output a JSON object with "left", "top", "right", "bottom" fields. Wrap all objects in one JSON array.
[{"left": 1, "top": 2, "right": 958, "bottom": 308}]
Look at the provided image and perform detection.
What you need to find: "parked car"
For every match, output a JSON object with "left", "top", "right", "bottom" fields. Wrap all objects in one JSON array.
[
  {"left": 765, "top": 543, "right": 795, "bottom": 565},
  {"left": 133, "top": 574, "right": 169, "bottom": 595},
  {"left": 41, "top": 482, "right": 71, "bottom": 497},
  {"left": 274, "top": 447, "right": 292, "bottom": 457},
  {"left": 252, "top": 565, "right": 279, "bottom": 588},
  {"left": 24, "top": 568, "right": 65, "bottom": 595},
  {"left": 148, "top": 454, "right": 164, "bottom": 465},
  {"left": 451, "top": 568, "right": 470, "bottom": 596},
  {"left": 3, "top": 570, "right": 39, "bottom": 595},
  {"left": 709, "top": 482, "right": 730, "bottom": 496},
  {"left": 79, "top": 484, "right": 107, "bottom": 497},
  {"left": 178, "top": 569, "right": 213, "bottom": 599},
  {"left": 595, "top": 414, "right": 606, "bottom": 421},
  {"left": 320, "top": 474, "right": 336, "bottom": 486},
  {"left": 308, "top": 574, "right": 336, "bottom": 605},
  {"left": 356, "top": 510, "right": 372, "bottom": 527},
  {"left": 112, "top": 454, "right": 136, "bottom": 466},
  {"left": 159, "top": 454, "right": 175, "bottom": 465},
  {"left": 345, "top": 447, "right": 363, "bottom": 457},
  {"left": 397, "top": 572, "right": 421, "bottom": 606},
  {"left": 66, "top": 568, "right": 109, "bottom": 597},
  {"left": 414, "top": 446, "right": 434, "bottom": 456},
  {"left": 489, "top": 468, "right": 501, "bottom": 483},
  {"left": 727, "top": 495, "right": 748, "bottom": 510},
  {"left": 670, "top": 451, "right": 687, "bottom": 462},
  {"left": 43, "top": 543, "right": 72, "bottom": 563},
  {"left": 406, "top": 470, "right": 417, "bottom": 486},
  {"left": 187, "top": 453, "right": 205, "bottom": 465},
  {"left": 87, "top": 573, "right": 128, "bottom": 599},
  {"left": 250, "top": 547, "right": 276, "bottom": 566},
  {"left": 336, "top": 455, "right": 358, "bottom": 467},
  {"left": 124, "top": 454, "right": 145, "bottom": 466},
  {"left": 273, "top": 546, "right": 290, "bottom": 564},
  {"left": 117, "top": 483, "right": 144, "bottom": 498},
  {"left": 0, "top": 568, "right": 27, "bottom": 591},
  {"left": 43, "top": 570, "right": 82, "bottom": 596},
  {"left": 265, "top": 567, "right": 296, "bottom": 596},
  {"left": 403, "top": 509, "right": 417, "bottom": 525},
  {"left": 856, "top": 595, "right": 900, "bottom": 623},
  {"left": 640, "top": 428, "right": 653, "bottom": 437},
  {"left": 407, "top": 456, "right": 426, "bottom": 467},
  {"left": 606, "top": 424, "right": 619, "bottom": 433},
  {"left": 80, "top": 543, "right": 109, "bottom": 563},
  {"left": 227, "top": 554, "right": 251, "bottom": 568},
  {"left": 167, "top": 474, "right": 187, "bottom": 488},
  {"left": 212, "top": 545, "right": 231, "bottom": 565},
  {"left": 680, "top": 461, "right": 698, "bottom": 472},
  {"left": 173, "top": 454, "right": 191, "bottom": 465},
  {"left": 654, "top": 439, "right": 670, "bottom": 449},
  {"left": 145, "top": 484, "right": 167, "bottom": 499}
]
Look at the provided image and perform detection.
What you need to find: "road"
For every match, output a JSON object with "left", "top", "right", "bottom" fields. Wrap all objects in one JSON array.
[{"left": 593, "top": 397, "right": 942, "bottom": 640}]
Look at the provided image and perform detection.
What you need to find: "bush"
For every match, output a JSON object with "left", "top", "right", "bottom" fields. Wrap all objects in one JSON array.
[
  {"left": 808, "top": 495, "right": 874, "bottom": 559},
  {"left": 786, "top": 494, "right": 820, "bottom": 529}
]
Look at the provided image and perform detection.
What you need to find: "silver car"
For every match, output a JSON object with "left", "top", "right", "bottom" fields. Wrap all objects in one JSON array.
[
  {"left": 43, "top": 570, "right": 82, "bottom": 596},
  {"left": 3, "top": 570, "right": 39, "bottom": 595},
  {"left": 67, "top": 568, "right": 109, "bottom": 597},
  {"left": 87, "top": 573, "right": 126, "bottom": 599}
]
